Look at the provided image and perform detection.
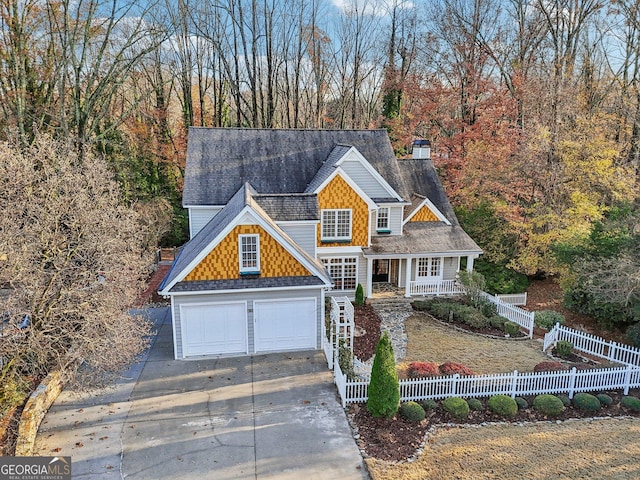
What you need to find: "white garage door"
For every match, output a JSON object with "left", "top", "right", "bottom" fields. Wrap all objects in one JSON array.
[
  {"left": 180, "top": 303, "right": 247, "bottom": 357},
  {"left": 254, "top": 299, "right": 317, "bottom": 353}
]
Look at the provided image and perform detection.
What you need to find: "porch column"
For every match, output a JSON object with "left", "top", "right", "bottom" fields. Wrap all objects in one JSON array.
[
  {"left": 466, "top": 255, "right": 475, "bottom": 272},
  {"left": 366, "top": 257, "right": 373, "bottom": 298},
  {"left": 404, "top": 257, "right": 412, "bottom": 297}
]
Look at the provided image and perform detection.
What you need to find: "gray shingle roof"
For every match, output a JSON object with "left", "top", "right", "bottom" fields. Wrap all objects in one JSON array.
[
  {"left": 253, "top": 194, "right": 319, "bottom": 221},
  {"left": 304, "top": 144, "right": 352, "bottom": 193},
  {"left": 168, "top": 276, "right": 326, "bottom": 293},
  {"left": 364, "top": 222, "right": 482, "bottom": 256},
  {"left": 399, "top": 159, "right": 459, "bottom": 225},
  {"left": 183, "top": 128, "right": 409, "bottom": 206}
]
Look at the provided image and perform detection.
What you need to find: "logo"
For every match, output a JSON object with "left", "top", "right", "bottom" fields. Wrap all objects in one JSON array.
[{"left": 0, "top": 456, "right": 71, "bottom": 480}]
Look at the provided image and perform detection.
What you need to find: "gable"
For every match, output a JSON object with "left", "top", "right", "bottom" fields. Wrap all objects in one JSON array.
[
  {"left": 338, "top": 148, "right": 403, "bottom": 201},
  {"left": 317, "top": 174, "right": 369, "bottom": 247},
  {"left": 409, "top": 204, "right": 440, "bottom": 222},
  {"left": 185, "top": 224, "right": 312, "bottom": 281}
]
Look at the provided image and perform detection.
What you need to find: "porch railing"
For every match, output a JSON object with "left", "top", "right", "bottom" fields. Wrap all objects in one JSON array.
[{"left": 409, "top": 279, "right": 465, "bottom": 296}]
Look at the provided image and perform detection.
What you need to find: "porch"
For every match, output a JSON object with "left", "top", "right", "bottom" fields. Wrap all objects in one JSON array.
[
  {"left": 366, "top": 255, "right": 474, "bottom": 299},
  {"left": 370, "top": 279, "right": 465, "bottom": 299}
]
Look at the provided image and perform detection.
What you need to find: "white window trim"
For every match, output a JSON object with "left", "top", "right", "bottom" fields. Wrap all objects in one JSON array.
[
  {"left": 416, "top": 257, "right": 442, "bottom": 279},
  {"left": 239, "top": 234, "right": 260, "bottom": 274},
  {"left": 376, "top": 207, "right": 390, "bottom": 232},
  {"left": 322, "top": 256, "right": 358, "bottom": 291},
  {"left": 321, "top": 209, "right": 352, "bottom": 242}
]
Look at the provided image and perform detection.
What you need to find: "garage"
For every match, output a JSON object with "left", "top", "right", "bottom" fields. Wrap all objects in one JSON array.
[
  {"left": 254, "top": 299, "right": 317, "bottom": 353},
  {"left": 180, "top": 303, "right": 248, "bottom": 357}
]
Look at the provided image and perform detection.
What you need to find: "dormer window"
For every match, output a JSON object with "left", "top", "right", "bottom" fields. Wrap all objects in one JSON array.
[
  {"left": 321, "top": 209, "right": 352, "bottom": 242},
  {"left": 239, "top": 234, "right": 260, "bottom": 274},
  {"left": 377, "top": 207, "right": 390, "bottom": 233}
]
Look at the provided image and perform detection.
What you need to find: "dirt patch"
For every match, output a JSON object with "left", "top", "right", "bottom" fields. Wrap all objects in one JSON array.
[
  {"left": 365, "top": 417, "right": 640, "bottom": 479},
  {"left": 401, "top": 313, "right": 552, "bottom": 374}
]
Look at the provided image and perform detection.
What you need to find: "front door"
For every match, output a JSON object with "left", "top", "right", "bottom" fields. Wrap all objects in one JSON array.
[{"left": 372, "top": 259, "right": 389, "bottom": 283}]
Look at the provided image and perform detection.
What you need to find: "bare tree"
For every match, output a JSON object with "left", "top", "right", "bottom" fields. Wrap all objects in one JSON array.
[
  {"left": 46, "top": 0, "right": 167, "bottom": 152},
  {"left": 0, "top": 136, "right": 154, "bottom": 390}
]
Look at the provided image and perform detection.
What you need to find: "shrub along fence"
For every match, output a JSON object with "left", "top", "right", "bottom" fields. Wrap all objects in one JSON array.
[
  {"left": 334, "top": 359, "right": 640, "bottom": 407},
  {"left": 544, "top": 324, "right": 640, "bottom": 366}
]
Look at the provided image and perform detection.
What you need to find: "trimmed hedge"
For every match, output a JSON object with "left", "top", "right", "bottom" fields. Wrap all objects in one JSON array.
[
  {"left": 399, "top": 401, "right": 426, "bottom": 422},
  {"left": 573, "top": 393, "right": 601, "bottom": 412},
  {"left": 621, "top": 396, "right": 640, "bottom": 412},
  {"left": 533, "top": 394, "right": 565, "bottom": 416},
  {"left": 488, "top": 394, "right": 518, "bottom": 418},
  {"left": 467, "top": 398, "right": 484, "bottom": 411},
  {"left": 443, "top": 397, "right": 469, "bottom": 420}
]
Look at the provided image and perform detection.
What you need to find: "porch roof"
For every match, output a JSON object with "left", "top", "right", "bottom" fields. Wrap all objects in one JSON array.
[{"left": 363, "top": 222, "right": 482, "bottom": 257}]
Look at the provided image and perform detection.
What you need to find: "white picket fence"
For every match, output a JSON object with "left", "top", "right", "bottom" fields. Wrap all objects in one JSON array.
[
  {"left": 334, "top": 360, "right": 640, "bottom": 407},
  {"left": 495, "top": 292, "right": 527, "bottom": 306},
  {"left": 480, "top": 291, "right": 535, "bottom": 338},
  {"left": 544, "top": 324, "right": 640, "bottom": 367}
]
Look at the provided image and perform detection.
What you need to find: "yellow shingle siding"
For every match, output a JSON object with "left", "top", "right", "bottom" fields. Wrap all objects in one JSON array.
[
  {"left": 317, "top": 174, "right": 369, "bottom": 247},
  {"left": 410, "top": 204, "right": 439, "bottom": 222},
  {"left": 185, "top": 224, "right": 311, "bottom": 281}
]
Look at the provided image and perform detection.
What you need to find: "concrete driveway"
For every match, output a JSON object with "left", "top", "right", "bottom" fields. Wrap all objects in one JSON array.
[{"left": 34, "top": 308, "right": 367, "bottom": 479}]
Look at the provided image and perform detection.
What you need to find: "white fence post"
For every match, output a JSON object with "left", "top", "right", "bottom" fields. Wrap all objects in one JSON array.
[
  {"left": 511, "top": 370, "right": 518, "bottom": 398},
  {"left": 450, "top": 374, "right": 459, "bottom": 396},
  {"left": 567, "top": 367, "right": 577, "bottom": 399},
  {"left": 609, "top": 342, "right": 617, "bottom": 363},
  {"left": 624, "top": 364, "right": 632, "bottom": 395}
]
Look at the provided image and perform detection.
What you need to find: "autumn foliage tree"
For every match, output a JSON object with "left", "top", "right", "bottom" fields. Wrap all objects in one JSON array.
[{"left": 0, "top": 136, "right": 154, "bottom": 399}]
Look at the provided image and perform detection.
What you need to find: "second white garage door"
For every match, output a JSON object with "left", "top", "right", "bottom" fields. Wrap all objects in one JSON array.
[{"left": 254, "top": 299, "right": 317, "bottom": 353}]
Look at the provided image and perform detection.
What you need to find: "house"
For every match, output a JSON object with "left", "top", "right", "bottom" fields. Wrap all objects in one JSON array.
[{"left": 158, "top": 128, "right": 482, "bottom": 359}]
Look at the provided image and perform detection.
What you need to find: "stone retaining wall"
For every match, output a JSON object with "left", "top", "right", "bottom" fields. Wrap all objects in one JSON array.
[{"left": 14, "top": 369, "right": 65, "bottom": 456}]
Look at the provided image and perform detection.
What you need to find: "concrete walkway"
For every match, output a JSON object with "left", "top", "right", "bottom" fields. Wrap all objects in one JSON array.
[{"left": 34, "top": 308, "right": 367, "bottom": 479}]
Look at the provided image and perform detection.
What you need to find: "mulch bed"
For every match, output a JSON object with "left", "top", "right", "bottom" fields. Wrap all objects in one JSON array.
[
  {"left": 353, "top": 303, "right": 381, "bottom": 361},
  {"left": 349, "top": 391, "right": 640, "bottom": 463}
]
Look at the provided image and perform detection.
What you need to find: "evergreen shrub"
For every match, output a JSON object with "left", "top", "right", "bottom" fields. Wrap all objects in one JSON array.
[
  {"left": 533, "top": 394, "right": 565, "bottom": 416},
  {"left": 421, "top": 399, "right": 438, "bottom": 411},
  {"left": 534, "top": 310, "right": 566, "bottom": 330},
  {"left": 488, "top": 394, "right": 518, "bottom": 418},
  {"left": 555, "top": 340, "right": 574, "bottom": 359},
  {"left": 443, "top": 397, "right": 469, "bottom": 420},
  {"left": 399, "top": 401, "right": 426, "bottom": 422},
  {"left": 596, "top": 394, "right": 613, "bottom": 406},
  {"left": 355, "top": 283, "right": 365, "bottom": 306},
  {"left": 515, "top": 397, "right": 529, "bottom": 410},
  {"left": 572, "top": 393, "right": 601, "bottom": 412},
  {"left": 621, "top": 396, "right": 640, "bottom": 412},
  {"left": 366, "top": 332, "right": 399, "bottom": 418},
  {"left": 467, "top": 398, "right": 484, "bottom": 411}
]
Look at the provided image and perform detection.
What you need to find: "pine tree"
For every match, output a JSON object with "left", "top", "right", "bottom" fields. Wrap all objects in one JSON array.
[{"left": 367, "top": 331, "right": 399, "bottom": 418}]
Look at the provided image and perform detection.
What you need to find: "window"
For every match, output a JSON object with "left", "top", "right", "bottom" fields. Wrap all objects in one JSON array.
[
  {"left": 322, "top": 257, "right": 357, "bottom": 290},
  {"left": 377, "top": 207, "right": 390, "bottom": 231},
  {"left": 239, "top": 234, "right": 260, "bottom": 273},
  {"left": 417, "top": 257, "right": 441, "bottom": 278},
  {"left": 321, "top": 209, "right": 352, "bottom": 241}
]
